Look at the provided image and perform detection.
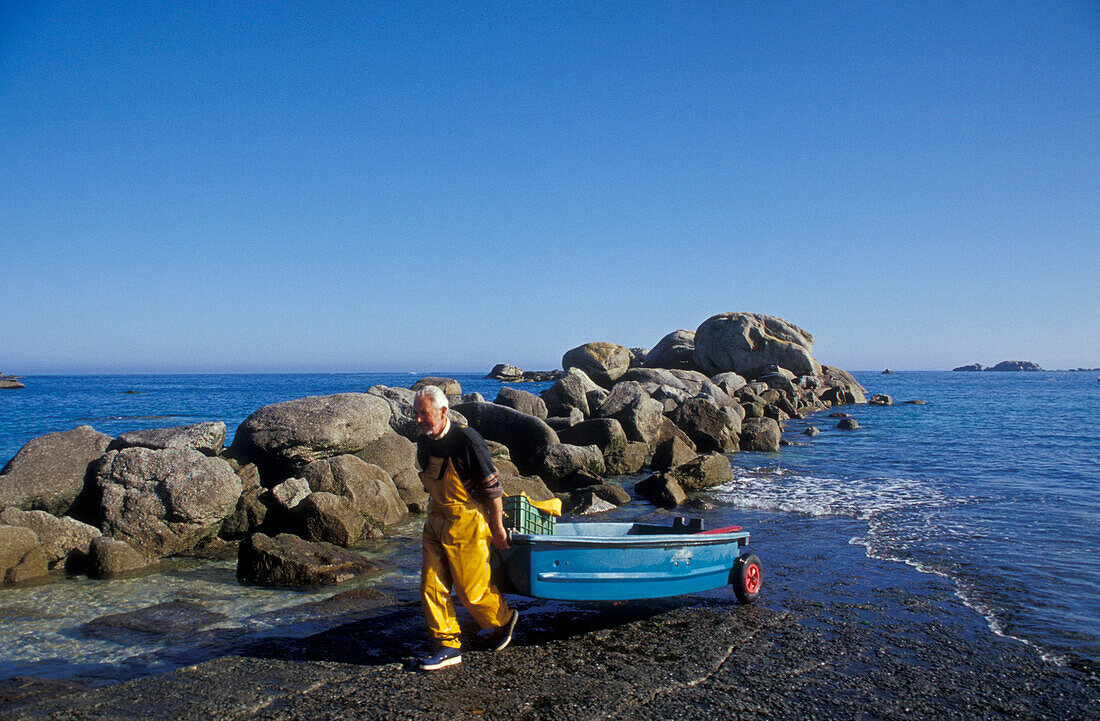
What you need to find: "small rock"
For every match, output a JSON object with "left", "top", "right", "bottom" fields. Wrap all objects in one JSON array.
[
  {"left": 237, "top": 532, "right": 380, "bottom": 587},
  {"left": 296, "top": 492, "right": 369, "bottom": 547},
  {"left": 869, "top": 394, "right": 893, "bottom": 406},
  {"left": 740, "top": 417, "right": 782, "bottom": 452},
  {"left": 0, "top": 525, "right": 48, "bottom": 583},
  {"left": 270, "top": 477, "right": 311, "bottom": 511},
  {"left": 87, "top": 537, "right": 151, "bottom": 579},
  {"left": 81, "top": 600, "right": 228, "bottom": 640},
  {"left": 0, "top": 508, "right": 101, "bottom": 566},
  {"left": 569, "top": 494, "right": 617, "bottom": 515},
  {"left": 804, "top": 426, "right": 821, "bottom": 437},
  {"left": 837, "top": 418, "right": 860, "bottom": 430},
  {"left": 411, "top": 377, "right": 462, "bottom": 395}
]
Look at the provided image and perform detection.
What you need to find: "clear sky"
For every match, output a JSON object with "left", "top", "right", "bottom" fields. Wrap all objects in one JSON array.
[{"left": 2, "top": 2, "right": 1097, "bottom": 373}]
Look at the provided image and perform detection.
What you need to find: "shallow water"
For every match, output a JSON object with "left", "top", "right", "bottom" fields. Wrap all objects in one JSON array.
[{"left": 1, "top": 370, "right": 1097, "bottom": 681}]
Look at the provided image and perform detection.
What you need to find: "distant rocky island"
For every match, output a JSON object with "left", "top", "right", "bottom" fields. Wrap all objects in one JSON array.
[{"left": 953, "top": 361, "right": 1043, "bottom": 372}]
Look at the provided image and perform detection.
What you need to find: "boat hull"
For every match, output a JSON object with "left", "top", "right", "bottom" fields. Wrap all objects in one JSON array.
[{"left": 498, "top": 522, "right": 751, "bottom": 601}]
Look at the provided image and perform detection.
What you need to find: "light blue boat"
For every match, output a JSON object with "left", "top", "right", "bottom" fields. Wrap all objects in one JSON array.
[{"left": 498, "top": 520, "right": 762, "bottom": 603}]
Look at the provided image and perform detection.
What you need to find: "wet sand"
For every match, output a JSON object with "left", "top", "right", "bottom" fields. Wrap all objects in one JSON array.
[{"left": 4, "top": 521, "right": 1097, "bottom": 721}]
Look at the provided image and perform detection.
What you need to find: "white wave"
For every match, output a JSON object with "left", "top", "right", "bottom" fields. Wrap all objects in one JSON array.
[
  {"left": 709, "top": 465, "right": 954, "bottom": 520},
  {"left": 711, "top": 465, "right": 1075, "bottom": 668}
]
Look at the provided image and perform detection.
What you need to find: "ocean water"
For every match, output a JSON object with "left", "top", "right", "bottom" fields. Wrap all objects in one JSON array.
[{"left": 0, "top": 371, "right": 1097, "bottom": 682}]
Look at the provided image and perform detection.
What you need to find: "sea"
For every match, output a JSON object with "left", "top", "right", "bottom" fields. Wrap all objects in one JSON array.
[{"left": 0, "top": 371, "right": 1097, "bottom": 684}]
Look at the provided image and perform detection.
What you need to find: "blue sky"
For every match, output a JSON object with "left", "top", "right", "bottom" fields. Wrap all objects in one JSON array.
[{"left": 2, "top": 2, "right": 1097, "bottom": 373}]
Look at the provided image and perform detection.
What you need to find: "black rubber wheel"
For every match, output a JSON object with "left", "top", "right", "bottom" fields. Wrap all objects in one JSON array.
[{"left": 732, "top": 553, "right": 763, "bottom": 604}]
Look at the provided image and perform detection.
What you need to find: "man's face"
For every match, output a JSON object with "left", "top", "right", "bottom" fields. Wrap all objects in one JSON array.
[{"left": 414, "top": 396, "right": 448, "bottom": 436}]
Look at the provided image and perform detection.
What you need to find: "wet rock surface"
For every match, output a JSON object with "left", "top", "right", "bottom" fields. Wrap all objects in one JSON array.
[{"left": 6, "top": 545, "right": 1098, "bottom": 721}]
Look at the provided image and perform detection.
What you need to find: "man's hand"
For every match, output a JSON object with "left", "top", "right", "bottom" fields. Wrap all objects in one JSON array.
[
  {"left": 488, "top": 496, "right": 510, "bottom": 550},
  {"left": 491, "top": 525, "right": 510, "bottom": 551}
]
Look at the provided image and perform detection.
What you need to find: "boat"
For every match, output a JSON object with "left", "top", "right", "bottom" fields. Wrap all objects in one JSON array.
[
  {"left": 496, "top": 518, "right": 762, "bottom": 604},
  {"left": 0, "top": 373, "right": 24, "bottom": 389}
]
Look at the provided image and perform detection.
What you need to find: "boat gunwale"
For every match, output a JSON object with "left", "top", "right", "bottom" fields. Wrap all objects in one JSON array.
[{"left": 508, "top": 531, "right": 750, "bottom": 549}]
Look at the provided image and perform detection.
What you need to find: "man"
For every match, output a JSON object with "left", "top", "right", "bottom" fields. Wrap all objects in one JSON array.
[{"left": 413, "top": 385, "right": 519, "bottom": 671}]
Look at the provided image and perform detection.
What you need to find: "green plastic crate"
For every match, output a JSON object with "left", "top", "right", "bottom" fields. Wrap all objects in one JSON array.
[{"left": 502, "top": 495, "right": 556, "bottom": 535}]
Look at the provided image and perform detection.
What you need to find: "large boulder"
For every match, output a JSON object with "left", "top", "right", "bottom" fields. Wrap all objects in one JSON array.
[
  {"left": 494, "top": 387, "right": 549, "bottom": 420},
  {"left": 594, "top": 382, "right": 665, "bottom": 448},
  {"left": 635, "top": 475, "right": 686, "bottom": 509},
  {"left": 666, "top": 453, "right": 733, "bottom": 492},
  {"left": 531, "top": 444, "right": 606, "bottom": 490},
  {"left": 500, "top": 475, "right": 556, "bottom": 502},
  {"left": 219, "top": 461, "right": 269, "bottom": 539},
  {"left": 540, "top": 368, "right": 604, "bottom": 418},
  {"left": 650, "top": 436, "right": 697, "bottom": 472},
  {"left": 644, "top": 330, "right": 698, "bottom": 370},
  {"left": 453, "top": 402, "right": 559, "bottom": 472},
  {"left": 296, "top": 492, "right": 369, "bottom": 546},
  {"left": 0, "top": 425, "right": 112, "bottom": 516},
  {"left": 0, "top": 508, "right": 101, "bottom": 567},
  {"left": 237, "top": 532, "right": 380, "bottom": 587},
  {"left": 108, "top": 422, "right": 226, "bottom": 456},
  {"left": 604, "top": 441, "right": 649, "bottom": 476},
  {"left": 353, "top": 429, "right": 425, "bottom": 512},
  {"left": 669, "top": 397, "right": 742, "bottom": 453},
  {"left": 231, "top": 393, "right": 391, "bottom": 474},
  {"left": 92, "top": 447, "right": 242, "bottom": 558},
  {"left": 654, "top": 416, "right": 697, "bottom": 452},
  {"left": 0, "top": 525, "right": 49, "bottom": 583},
  {"left": 575, "top": 482, "right": 632, "bottom": 507},
  {"left": 619, "top": 368, "right": 711, "bottom": 396},
  {"left": 411, "top": 377, "right": 462, "bottom": 395},
  {"left": 562, "top": 342, "right": 632, "bottom": 388},
  {"left": 711, "top": 372, "right": 748, "bottom": 396},
  {"left": 693, "top": 312, "right": 821, "bottom": 378},
  {"left": 86, "top": 536, "right": 150, "bottom": 579},
  {"left": 366, "top": 385, "right": 467, "bottom": 441},
  {"left": 486, "top": 364, "right": 525, "bottom": 381},
  {"left": 557, "top": 418, "right": 628, "bottom": 459},
  {"left": 301, "top": 455, "right": 407, "bottom": 527},
  {"left": 819, "top": 366, "right": 868, "bottom": 406},
  {"left": 739, "top": 417, "right": 782, "bottom": 452}
]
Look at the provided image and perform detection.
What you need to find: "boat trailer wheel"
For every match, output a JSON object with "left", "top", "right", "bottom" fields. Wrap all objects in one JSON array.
[{"left": 732, "top": 553, "right": 763, "bottom": 604}]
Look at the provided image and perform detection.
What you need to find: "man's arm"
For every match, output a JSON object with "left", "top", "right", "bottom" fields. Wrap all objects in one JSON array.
[{"left": 487, "top": 495, "right": 509, "bottom": 550}]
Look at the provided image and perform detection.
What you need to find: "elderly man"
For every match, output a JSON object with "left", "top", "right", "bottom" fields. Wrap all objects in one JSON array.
[{"left": 412, "top": 385, "right": 519, "bottom": 670}]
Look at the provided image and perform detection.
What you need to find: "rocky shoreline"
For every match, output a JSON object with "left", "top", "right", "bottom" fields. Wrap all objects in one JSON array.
[
  {"left": 0, "top": 312, "right": 869, "bottom": 588},
  {"left": 4, "top": 509, "right": 1097, "bottom": 720}
]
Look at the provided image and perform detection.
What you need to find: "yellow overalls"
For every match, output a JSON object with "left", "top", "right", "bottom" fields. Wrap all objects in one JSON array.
[{"left": 420, "top": 454, "right": 512, "bottom": 649}]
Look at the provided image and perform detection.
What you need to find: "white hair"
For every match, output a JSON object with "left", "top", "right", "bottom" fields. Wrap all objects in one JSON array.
[{"left": 414, "top": 385, "right": 449, "bottom": 410}]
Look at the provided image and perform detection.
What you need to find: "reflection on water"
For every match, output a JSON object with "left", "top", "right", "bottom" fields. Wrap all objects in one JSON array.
[{"left": 0, "top": 520, "right": 424, "bottom": 685}]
